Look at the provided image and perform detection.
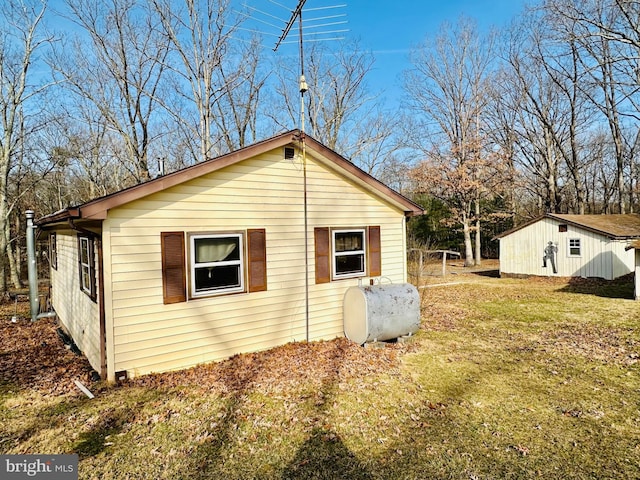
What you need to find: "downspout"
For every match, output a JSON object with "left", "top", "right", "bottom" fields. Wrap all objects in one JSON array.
[
  {"left": 68, "top": 218, "right": 107, "bottom": 379},
  {"left": 26, "top": 210, "right": 39, "bottom": 322}
]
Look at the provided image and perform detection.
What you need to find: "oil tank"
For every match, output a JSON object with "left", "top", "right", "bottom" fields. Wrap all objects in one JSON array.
[{"left": 343, "top": 283, "right": 420, "bottom": 345}]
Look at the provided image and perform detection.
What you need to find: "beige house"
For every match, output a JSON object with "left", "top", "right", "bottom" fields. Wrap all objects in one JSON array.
[
  {"left": 496, "top": 213, "right": 640, "bottom": 280},
  {"left": 36, "top": 130, "right": 423, "bottom": 382}
]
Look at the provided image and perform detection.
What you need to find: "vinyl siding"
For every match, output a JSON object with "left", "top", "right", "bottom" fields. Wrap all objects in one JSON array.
[
  {"left": 50, "top": 230, "right": 101, "bottom": 372},
  {"left": 499, "top": 217, "right": 635, "bottom": 280},
  {"left": 102, "top": 149, "right": 408, "bottom": 378}
]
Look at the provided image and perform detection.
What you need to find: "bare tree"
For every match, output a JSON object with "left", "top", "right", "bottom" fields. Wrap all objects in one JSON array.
[
  {"left": 50, "top": 0, "right": 170, "bottom": 183},
  {"left": 0, "top": 0, "right": 52, "bottom": 291},
  {"left": 269, "top": 40, "right": 396, "bottom": 173},
  {"left": 485, "top": 68, "right": 521, "bottom": 221},
  {"left": 499, "top": 11, "right": 588, "bottom": 215},
  {"left": 152, "top": 0, "right": 243, "bottom": 160},
  {"left": 403, "top": 17, "right": 496, "bottom": 266},
  {"left": 544, "top": 0, "right": 640, "bottom": 213},
  {"left": 213, "top": 36, "right": 269, "bottom": 151}
]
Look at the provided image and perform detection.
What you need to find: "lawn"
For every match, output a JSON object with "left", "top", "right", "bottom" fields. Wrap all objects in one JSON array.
[{"left": 1, "top": 272, "right": 639, "bottom": 479}]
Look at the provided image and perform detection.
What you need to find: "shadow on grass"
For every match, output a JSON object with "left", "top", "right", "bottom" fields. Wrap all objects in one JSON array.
[
  {"left": 2, "top": 386, "right": 161, "bottom": 460},
  {"left": 187, "top": 341, "right": 374, "bottom": 480},
  {"left": 470, "top": 268, "right": 500, "bottom": 278},
  {"left": 73, "top": 406, "right": 134, "bottom": 459},
  {"left": 558, "top": 274, "right": 634, "bottom": 299},
  {"left": 281, "top": 427, "right": 373, "bottom": 480}
]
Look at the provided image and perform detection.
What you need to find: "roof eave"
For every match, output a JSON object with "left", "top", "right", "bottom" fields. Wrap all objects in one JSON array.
[
  {"left": 35, "top": 129, "right": 424, "bottom": 222},
  {"left": 35, "top": 207, "right": 80, "bottom": 227},
  {"left": 547, "top": 213, "right": 640, "bottom": 239}
]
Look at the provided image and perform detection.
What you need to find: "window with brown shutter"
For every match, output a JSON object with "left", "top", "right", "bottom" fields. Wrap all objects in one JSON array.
[
  {"left": 368, "top": 226, "right": 381, "bottom": 277},
  {"left": 161, "top": 231, "right": 186, "bottom": 304},
  {"left": 333, "top": 228, "right": 366, "bottom": 278},
  {"left": 247, "top": 228, "right": 267, "bottom": 292},
  {"left": 314, "top": 227, "right": 331, "bottom": 284}
]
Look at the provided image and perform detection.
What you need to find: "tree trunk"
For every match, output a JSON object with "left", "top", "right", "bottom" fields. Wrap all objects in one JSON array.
[
  {"left": 463, "top": 212, "right": 474, "bottom": 267},
  {"left": 474, "top": 199, "right": 481, "bottom": 266},
  {"left": 7, "top": 214, "right": 22, "bottom": 289}
]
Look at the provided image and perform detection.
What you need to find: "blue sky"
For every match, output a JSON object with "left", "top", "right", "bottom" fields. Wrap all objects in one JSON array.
[
  {"left": 44, "top": 0, "right": 530, "bottom": 109},
  {"left": 252, "top": 0, "right": 530, "bottom": 106}
]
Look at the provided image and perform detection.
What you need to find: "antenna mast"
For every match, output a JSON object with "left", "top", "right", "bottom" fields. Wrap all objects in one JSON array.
[
  {"left": 270, "top": 1, "right": 346, "bottom": 343},
  {"left": 274, "top": 0, "right": 308, "bottom": 133}
]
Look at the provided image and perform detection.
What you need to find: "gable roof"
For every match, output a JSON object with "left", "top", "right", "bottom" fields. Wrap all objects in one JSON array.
[
  {"left": 37, "top": 130, "right": 423, "bottom": 226},
  {"left": 495, "top": 213, "right": 640, "bottom": 240}
]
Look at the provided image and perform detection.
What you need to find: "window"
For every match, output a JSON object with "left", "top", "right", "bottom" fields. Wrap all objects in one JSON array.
[
  {"left": 559, "top": 224, "right": 568, "bottom": 233},
  {"left": 333, "top": 229, "right": 366, "bottom": 279},
  {"left": 568, "top": 238, "right": 581, "bottom": 256},
  {"left": 189, "top": 233, "right": 244, "bottom": 297},
  {"left": 314, "top": 226, "right": 381, "bottom": 283},
  {"left": 78, "top": 236, "right": 96, "bottom": 301},
  {"left": 161, "top": 229, "right": 266, "bottom": 303},
  {"left": 50, "top": 233, "right": 57, "bottom": 270}
]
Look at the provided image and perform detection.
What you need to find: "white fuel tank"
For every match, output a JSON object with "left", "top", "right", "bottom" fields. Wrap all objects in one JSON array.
[{"left": 343, "top": 283, "right": 420, "bottom": 345}]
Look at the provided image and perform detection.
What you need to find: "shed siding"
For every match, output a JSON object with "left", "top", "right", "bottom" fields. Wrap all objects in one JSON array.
[
  {"left": 102, "top": 149, "right": 407, "bottom": 378},
  {"left": 499, "top": 217, "right": 634, "bottom": 280},
  {"left": 50, "top": 231, "right": 101, "bottom": 372}
]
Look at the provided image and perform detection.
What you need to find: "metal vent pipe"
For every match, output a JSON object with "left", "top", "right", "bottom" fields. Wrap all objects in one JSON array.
[{"left": 26, "top": 210, "right": 39, "bottom": 321}]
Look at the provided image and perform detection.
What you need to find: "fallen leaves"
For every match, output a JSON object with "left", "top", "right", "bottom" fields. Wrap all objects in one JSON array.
[
  {"left": 0, "top": 316, "right": 94, "bottom": 396},
  {"left": 130, "top": 336, "right": 408, "bottom": 397}
]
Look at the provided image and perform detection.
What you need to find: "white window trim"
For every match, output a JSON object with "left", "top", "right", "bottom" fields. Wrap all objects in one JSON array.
[
  {"left": 80, "top": 237, "right": 91, "bottom": 294},
  {"left": 568, "top": 237, "right": 581, "bottom": 257},
  {"left": 332, "top": 228, "right": 367, "bottom": 279},
  {"left": 189, "top": 232, "right": 245, "bottom": 298}
]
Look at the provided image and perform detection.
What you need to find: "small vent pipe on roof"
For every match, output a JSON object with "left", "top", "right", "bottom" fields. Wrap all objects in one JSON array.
[{"left": 26, "top": 210, "right": 39, "bottom": 322}]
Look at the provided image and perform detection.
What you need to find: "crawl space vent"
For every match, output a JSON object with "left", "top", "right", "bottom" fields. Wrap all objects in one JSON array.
[{"left": 284, "top": 146, "right": 295, "bottom": 160}]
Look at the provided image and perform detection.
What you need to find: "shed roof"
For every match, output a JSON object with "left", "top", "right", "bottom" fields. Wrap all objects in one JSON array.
[
  {"left": 495, "top": 213, "right": 640, "bottom": 240},
  {"left": 37, "top": 130, "right": 423, "bottom": 226}
]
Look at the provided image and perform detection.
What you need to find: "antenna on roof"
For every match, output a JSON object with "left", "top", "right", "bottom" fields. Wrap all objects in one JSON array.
[
  {"left": 274, "top": 0, "right": 308, "bottom": 133},
  {"left": 271, "top": 2, "right": 347, "bottom": 133}
]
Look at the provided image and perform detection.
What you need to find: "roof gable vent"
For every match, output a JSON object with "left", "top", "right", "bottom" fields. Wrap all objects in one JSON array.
[{"left": 284, "top": 146, "right": 295, "bottom": 160}]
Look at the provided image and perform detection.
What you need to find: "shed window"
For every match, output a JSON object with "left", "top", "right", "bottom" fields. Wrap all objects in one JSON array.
[
  {"left": 78, "top": 236, "right": 96, "bottom": 301},
  {"left": 189, "top": 233, "right": 244, "bottom": 297},
  {"left": 333, "top": 229, "right": 366, "bottom": 279},
  {"left": 568, "top": 238, "right": 581, "bottom": 256},
  {"left": 559, "top": 224, "right": 568, "bottom": 233}
]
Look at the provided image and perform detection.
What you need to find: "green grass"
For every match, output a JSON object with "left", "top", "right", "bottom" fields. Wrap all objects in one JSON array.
[{"left": 2, "top": 276, "right": 640, "bottom": 479}]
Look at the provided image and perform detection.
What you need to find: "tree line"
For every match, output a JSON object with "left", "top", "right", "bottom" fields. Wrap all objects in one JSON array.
[{"left": 1, "top": 0, "right": 638, "bottom": 290}]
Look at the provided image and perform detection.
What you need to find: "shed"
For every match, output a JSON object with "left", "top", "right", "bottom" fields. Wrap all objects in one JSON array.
[
  {"left": 495, "top": 213, "right": 640, "bottom": 280},
  {"left": 35, "top": 130, "right": 423, "bottom": 381}
]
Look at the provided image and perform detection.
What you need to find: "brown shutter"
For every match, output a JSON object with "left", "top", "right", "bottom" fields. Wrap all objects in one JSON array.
[
  {"left": 247, "top": 228, "right": 267, "bottom": 292},
  {"left": 314, "top": 227, "right": 331, "bottom": 284},
  {"left": 161, "top": 232, "right": 186, "bottom": 304},
  {"left": 368, "top": 226, "right": 381, "bottom": 277}
]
